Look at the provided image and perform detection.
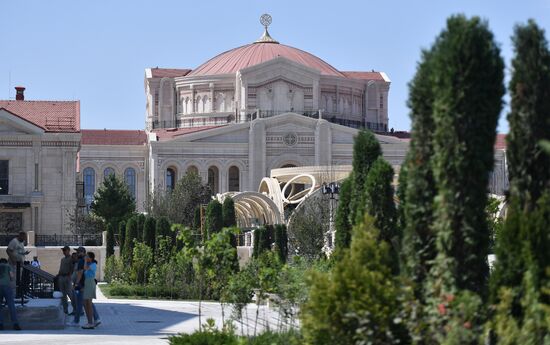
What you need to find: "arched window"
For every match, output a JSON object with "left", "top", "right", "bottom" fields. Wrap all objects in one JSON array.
[
  {"left": 187, "top": 165, "right": 198, "bottom": 176},
  {"left": 124, "top": 168, "right": 136, "bottom": 199},
  {"left": 83, "top": 167, "right": 95, "bottom": 208},
  {"left": 103, "top": 167, "right": 115, "bottom": 180},
  {"left": 207, "top": 166, "right": 219, "bottom": 195},
  {"left": 228, "top": 166, "right": 240, "bottom": 192},
  {"left": 166, "top": 167, "right": 176, "bottom": 191}
]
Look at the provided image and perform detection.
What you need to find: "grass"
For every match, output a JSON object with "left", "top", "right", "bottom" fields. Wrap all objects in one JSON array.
[{"left": 99, "top": 283, "right": 210, "bottom": 302}]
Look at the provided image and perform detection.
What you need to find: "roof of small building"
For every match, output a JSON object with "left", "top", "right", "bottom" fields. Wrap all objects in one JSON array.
[
  {"left": 495, "top": 134, "right": 507, "bottom": 150},
  {"left": 81, "top": 129, "right": 147, "bottom": 145},
  {"left": 0, "top": 100, "right": 80, "bottom": 132},
  {"left": 150, "top": 68, "right": 192, "bottom": 78},
  {"left": 188, "top": 42, "right": 346, "bottom": 77},
  {"left": 152, "top": 126, "right": 224, "bottom": 141},
  {"left": 341, "top": 71, "right": 386, "bottom": 81}
]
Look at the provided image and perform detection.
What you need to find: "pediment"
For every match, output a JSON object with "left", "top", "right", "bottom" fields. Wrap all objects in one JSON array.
[
  {"left": 171, "top": 122, "right": 251, "bottom": 143},
  {"left": 240, "top": 57, "right": 321, "bottom": 86},
  {"left": 192, "top": 127, "right": 250, "bottom": 143},
  {"left": 0, "top": 108, "right": 44, "bottom": 135}
]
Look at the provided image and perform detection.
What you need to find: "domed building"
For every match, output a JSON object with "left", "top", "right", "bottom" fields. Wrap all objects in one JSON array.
[
  {"left": 78, "top": 16, "right": 410, "bottom": 214},
  {"left": 145, "top": 20, "right": 390, "bottom": 132}
]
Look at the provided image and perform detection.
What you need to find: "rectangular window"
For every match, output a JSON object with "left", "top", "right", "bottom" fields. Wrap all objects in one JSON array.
[
  {"left": 34, "top": 163, "right": 39, "bottom": 191},
  {"left": 0, "top": 160, "right": 8, "bottom": 195},
  {"left": 379, "top": 95, "right": 384, "bottom": 109}
]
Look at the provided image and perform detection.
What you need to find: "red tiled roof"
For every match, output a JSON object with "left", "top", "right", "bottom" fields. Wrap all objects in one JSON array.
[
  {"left": 0, "top": 100, "right": 80, "bottom": 132},
  {"left": 153, "top": 126, "right": 224, "bottom": 141},
  {"left": 342, "top": 71, "right": 385, "bottom": 81},
  {"left": 189, "top": 43, "right": 345, "bottom": 77},
  {"left": 150, "top": 68, "right": 192, "bottom": 78},
  {"left": 495, "top": 134, "right": 507, "bottom": 150},
  {"left": 81, "top": 129, "right": 147, "bottom": 145}
]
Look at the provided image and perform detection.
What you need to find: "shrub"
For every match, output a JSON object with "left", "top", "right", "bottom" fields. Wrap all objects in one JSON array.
[
  {"left": 301, "top": 215, "right": 407, "bottom": 345},
  {"left": 204, "top": 200, "right": 223, "bottom": 239},
  {"left": 143, "top": 216, "right": 157, "bottom": 250},
  {"left": 104, "top": 255, "right": 129, "bottom": 284}
]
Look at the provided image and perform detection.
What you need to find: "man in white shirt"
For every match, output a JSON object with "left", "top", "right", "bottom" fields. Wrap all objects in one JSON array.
[{"left": 6, "top": 232, "right": 30, "bottom": 298}]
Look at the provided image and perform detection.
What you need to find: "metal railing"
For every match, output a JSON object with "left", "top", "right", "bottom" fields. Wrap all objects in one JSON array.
[
  {"left": 149, "top": 109, "right": 389, "bottom": 133},
  {"left": 0, "top": 234, "right": 14, "bottom": 246},
  {"left": 18, "top": 263, "right": 56, "bottom": 302},
  {"left": 35, "top": 234, "right": 103, "bottom": 247}
]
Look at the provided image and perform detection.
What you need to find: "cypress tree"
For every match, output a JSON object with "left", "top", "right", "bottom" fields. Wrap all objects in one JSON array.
[
  {"left": 222, "top": 197, "right": 237, "bottom": 228},
  {"left": 273, "top": 224, "right": 288, "bottom": 263},
  {"left": 136, "top": 213, "right": 146, "bottom": 242},
  {"left": 143, "top": 216, "right": 156, "bottom": 250},
  {"left": 506, "top": 20, "right": 550, "bottom": 210},
  {"left": 401, "top": 48, "right": 438, "bottom": 289},
  {"left": 106, "top": 223, "right": 115, "bottom": 258},
  {"left": 155, "top": 216, "right": 171, "bottom": 240},
  {"left": 349, "top": 130, "right": 382, "bottom": 224},
  {"left": 334, "top": 176, "right": 353, "bottom": 249},
  {"left": 252, "top": 226, "right": 272, "bottom": 258},
  {"left": 193, "top": 205, "right": 202, "bottom": 241},
  {"left": 204, "top": 200, "right": 223, "bottom": 239},
  {"left": 362, "top": 157, "right": 398, "bottom": 273},
  {"left": 395, "top": 156, "right": 408, "bottom": 233},
  {"left": 124, "top": 216, "right": 139, "bottom": 261},
  {"left": 118, "top": 220, "right": 126, "bottom": 254},
  {"left": 429, "top": 15, "right": 505, "bottom": 296},
  {"left": 491, "top": 22, "right": 550, "bottom": 304}
]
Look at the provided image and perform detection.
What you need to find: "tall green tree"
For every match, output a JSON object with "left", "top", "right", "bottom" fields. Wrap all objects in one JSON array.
[
  {"left": 491, "top": 21, "right": 550, "bottom": 306},
  {"left": 148, "top": 172, "right": 211, "bottom": 226},
  {"left": 506, "top": 20, "right": 550, "bottom": 210},
  {"left": 124, "top": 216, "right": 139, "bottom": 261},
  {"left": 401, "top": 48, "right": 438, "bottom": 290},
  {"left": 334, "top": 176, "right": 353, "bottom": 249},
  {"left": 273, "top": 224, "right": 289, "bottom": 263},
  {"left": 429, "top": 15, "right": 505, "bottom": 296},
  {"left": 349, "top": 130, "right": 382, "bottom": 224},
  {"left": 118, "top": 220, "right": 126, "bottom": 254},
  {"left": 362, "top": 157, "right": 399, "bottom": 272},
  {"left": 91, "top": 174, "right": 135, "bottom": 227},
  {"left": 155, "top": 216, "right": 171, "bottom": 241},
  {"left": 136, "top": 213, "right": 146, "bottom": 242},
  {"left": 106, "top": 223, "right": 115, "bottom": 258},
  {"left": 204, "top": 200, "right": 223, "bottom": 239},
  {"left": 222, "top": 197, "right": 237, "bottom": 228},
  {"left": 143, "top": 216, "right": 156, "bottom": 250}
]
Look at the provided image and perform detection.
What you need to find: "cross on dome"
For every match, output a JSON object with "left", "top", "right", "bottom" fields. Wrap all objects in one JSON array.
[{"left": 255, "top": 13, "right": 279, "bottom": 44}]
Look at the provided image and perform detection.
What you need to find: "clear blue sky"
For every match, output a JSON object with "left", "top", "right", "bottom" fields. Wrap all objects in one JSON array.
[{"left": 2, "top": 1, "right": 549, "bottom": 132}]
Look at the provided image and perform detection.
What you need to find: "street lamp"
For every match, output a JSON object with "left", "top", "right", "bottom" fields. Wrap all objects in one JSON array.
[{"left": 321, "top": 182, "right": 340, "bottom": 254}]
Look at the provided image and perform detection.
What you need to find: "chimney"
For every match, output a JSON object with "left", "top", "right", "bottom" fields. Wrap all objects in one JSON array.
[{"left": 15, "top": 86, "right": 26, "bottom": 101}]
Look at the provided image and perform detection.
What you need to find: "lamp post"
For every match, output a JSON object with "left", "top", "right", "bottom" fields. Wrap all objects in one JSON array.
[{"left": 322, "top": 181, "right": 340, "bottom": 255}]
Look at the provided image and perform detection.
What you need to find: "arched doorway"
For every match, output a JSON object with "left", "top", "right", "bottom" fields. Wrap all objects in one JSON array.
[
  {"left": 228, "top": 166, "right": 240, "bottom": 192},
  {"left": 166, "top": 167, "right": 176, "bottom": 191},
  {"left": 208, "top": 166, "right": 219, "bottom": 194}
]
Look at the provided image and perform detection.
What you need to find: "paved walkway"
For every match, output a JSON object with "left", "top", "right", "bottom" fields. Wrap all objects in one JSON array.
[{"left": 2, "top": 286, "right": 284, "bottom": 345}]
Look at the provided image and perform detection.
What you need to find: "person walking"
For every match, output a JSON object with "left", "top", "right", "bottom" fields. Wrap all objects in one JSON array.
[
  {"left": 57, "top": 246, "right": 74, "bottom": 314},
  {"left": 6, "top": 232, "right": 30, "bottom": 299},
  {"left": 81, "top": 252, "right": 98, "bottom": 329},
  {"left": 0, "top": 258, "right": 21, "bottom": 331}
]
